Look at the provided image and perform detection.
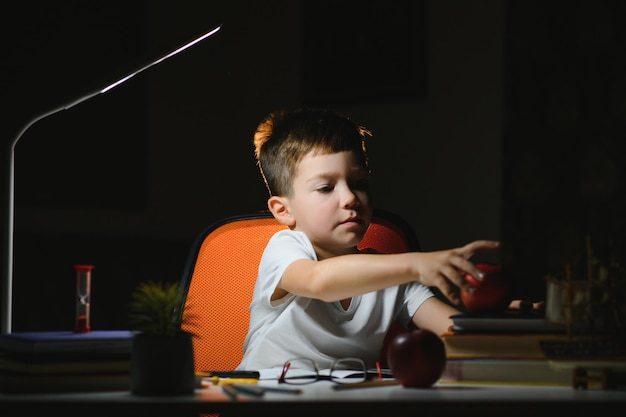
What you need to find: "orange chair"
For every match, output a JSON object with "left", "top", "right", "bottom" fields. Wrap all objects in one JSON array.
[{"left": 179, "top": 209, "right": 420, "bottom": 373}]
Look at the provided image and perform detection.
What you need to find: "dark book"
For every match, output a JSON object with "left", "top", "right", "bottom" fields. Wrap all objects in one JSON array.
[
  {"left": 450, "top": 313, "right": 566, "bottom": 333},
  {"left": 0, "top": 354, "right": 131, "bottom": 375},
  {"left": 540, "top": 338, "right": 626, "bottom": 358},
  {"left": 440, "top": 358, "right": 572, "bottom": 386},
  {"left": 0, "top": 330, "right": 134, "bottom": 358},
  {"left": 0, "top": 371, "right": 131, "bottom": 394},
  {"left": 441, "top": 330, "right": 574, "bottom": 359}
]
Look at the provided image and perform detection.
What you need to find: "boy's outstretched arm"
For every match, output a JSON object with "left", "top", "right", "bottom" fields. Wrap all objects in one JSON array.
[{"left": 276, "top": 240, "right": 501, "bottom": 306}]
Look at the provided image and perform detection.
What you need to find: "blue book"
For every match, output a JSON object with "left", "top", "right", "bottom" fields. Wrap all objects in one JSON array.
[{"left": 0, "top": 330, "right": 134, "bottom": 358}]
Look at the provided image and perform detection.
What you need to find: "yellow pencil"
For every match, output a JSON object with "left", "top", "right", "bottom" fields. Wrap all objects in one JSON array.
[{"left": 208, "top": 376, "right": 259, "bottom": 385}]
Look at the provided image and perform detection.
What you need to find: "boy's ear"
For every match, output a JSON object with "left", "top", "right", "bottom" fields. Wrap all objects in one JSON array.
[{"left": 267, "top": 196, "right": 295, "bottom": 227}]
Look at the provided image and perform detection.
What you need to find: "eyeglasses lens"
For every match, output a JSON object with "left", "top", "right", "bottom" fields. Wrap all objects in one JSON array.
[
  {"left": 330, "top": 358, "right": 367, "bottom": 384},
  {"left": 282, "top": 358, "right": 319, "bottom": 384}
]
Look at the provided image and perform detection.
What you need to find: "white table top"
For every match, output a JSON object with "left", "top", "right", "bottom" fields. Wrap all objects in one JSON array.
[{"left": 2, "top": 378, "right": 625, "bottom": 417}]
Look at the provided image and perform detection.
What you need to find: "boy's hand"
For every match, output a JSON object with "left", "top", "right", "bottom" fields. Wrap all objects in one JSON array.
[{"left": 413, "top": 240, "right": 500, "bottom": 305}]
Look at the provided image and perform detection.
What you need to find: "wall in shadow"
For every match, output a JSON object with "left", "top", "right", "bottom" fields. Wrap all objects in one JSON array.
[{"left": 502, "top": 0, "right": 626, "bottom": 300}]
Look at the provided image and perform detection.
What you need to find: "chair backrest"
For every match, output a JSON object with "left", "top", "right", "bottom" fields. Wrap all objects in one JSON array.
[{"left": 179, "top": 209, "right": 420, "bottom": 373}]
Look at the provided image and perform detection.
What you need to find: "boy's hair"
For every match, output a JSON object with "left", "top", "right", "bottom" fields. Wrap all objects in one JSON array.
[{"left": 253, "top": 108, "right": 372, "bottom": 197}]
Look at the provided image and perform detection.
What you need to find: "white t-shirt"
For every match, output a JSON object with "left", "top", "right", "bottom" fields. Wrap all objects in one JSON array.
[{"left": 236, "top": 230, "right": 434, "bottom": 370}]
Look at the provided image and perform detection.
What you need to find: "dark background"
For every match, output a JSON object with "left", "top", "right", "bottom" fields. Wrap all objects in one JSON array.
[{"left": 1, "top": 0, "right": 624, "bottom": 332}]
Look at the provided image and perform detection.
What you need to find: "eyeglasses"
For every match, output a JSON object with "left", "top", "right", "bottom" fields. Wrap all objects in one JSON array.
[{"left": 278, "top": 357, "right": 382, "bottom": 385}]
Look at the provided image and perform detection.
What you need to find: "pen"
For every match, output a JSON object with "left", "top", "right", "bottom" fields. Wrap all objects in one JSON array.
[
  {"left": 231, "top": 384, "right": 302, "bottom": 396},
  {"left": 199, "top": 370, "right": 260, "bottom": 379},
  {"left": 229, "top": 384, "right": 265, "bottom": 397},
  {"left": 221, "top": 384, "right": 239, "bottom": 401},
  {"left": 332, "top": 379, "right": 400, "bottom": 389}
]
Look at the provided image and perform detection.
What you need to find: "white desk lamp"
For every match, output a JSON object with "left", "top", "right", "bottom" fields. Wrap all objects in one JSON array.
[{"left": 1, "top": 24, "right": 222, "bottom": 334}]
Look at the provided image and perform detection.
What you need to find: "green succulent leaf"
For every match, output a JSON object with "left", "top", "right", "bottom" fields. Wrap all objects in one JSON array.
[{"left": 127, "top": 280, "right": 197, "bottom": 337}]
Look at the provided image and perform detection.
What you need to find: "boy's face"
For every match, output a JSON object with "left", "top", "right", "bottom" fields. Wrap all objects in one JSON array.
[{"left": 284, "top": 150, "right": 373, "bottom": 257}]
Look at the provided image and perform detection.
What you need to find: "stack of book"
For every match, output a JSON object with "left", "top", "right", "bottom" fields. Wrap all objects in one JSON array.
[
  {"left": 439, "top": 312, "right": 577, "bottom": 386},
  {"left": 0, "top": 330, "right": 134, "bottom": 393}
]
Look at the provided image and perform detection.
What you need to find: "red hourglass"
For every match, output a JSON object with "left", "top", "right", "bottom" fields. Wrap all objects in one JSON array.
[{"left": 74, "top": 265, "right": 94, "bottom": 333}]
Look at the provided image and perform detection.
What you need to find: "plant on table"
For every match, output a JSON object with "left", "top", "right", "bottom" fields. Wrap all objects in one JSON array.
[{"left": 127, "top": 280, "right": 198, "bottom": 396}]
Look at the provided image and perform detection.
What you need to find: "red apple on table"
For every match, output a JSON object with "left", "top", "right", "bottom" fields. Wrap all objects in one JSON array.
[
  {"left": 386, "top": 329, "right": 446, "bottom": 388},
  {"left": 461, "top": 263, "right": 511, "bottom": 314}
]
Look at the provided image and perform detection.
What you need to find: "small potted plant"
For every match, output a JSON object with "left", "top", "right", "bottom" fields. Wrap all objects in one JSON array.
[{"left": 127, "top": 280, "right": 197, "bottom": 396}]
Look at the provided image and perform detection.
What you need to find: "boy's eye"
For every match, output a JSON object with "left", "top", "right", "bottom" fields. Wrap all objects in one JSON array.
[{"left": 317, "top": 185, "right": 334, "bottom": 193}]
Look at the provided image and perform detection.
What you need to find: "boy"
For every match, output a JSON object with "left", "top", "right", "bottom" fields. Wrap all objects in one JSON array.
[{"left": 237, "top": 108, "right": 500, "bottom": 371}]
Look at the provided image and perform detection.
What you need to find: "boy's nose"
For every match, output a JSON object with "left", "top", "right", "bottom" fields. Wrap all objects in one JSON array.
[{"left": 341, "top": 188, "right": 360, "bottom": 208}]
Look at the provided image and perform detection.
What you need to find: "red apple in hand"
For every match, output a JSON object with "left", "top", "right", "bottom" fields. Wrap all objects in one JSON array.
[
  {"left": 461, "top": 263, "right": 511, "bottom": 314},
  {"left": 386, "top": 329, "right": 446, "bottom": 388}
]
